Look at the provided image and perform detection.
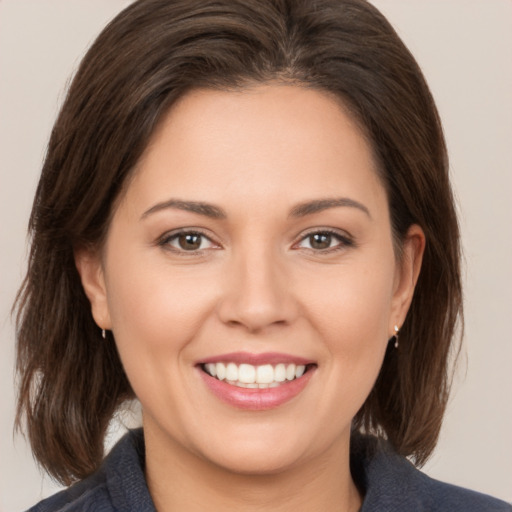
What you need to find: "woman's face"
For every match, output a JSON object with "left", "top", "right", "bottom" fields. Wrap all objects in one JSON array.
[{"left": 78, "top": 85, "right": 423, "bottom": 475}]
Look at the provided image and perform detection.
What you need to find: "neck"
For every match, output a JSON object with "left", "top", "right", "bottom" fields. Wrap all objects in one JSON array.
[{"left": 144, "top": 422, "right": 362, "bottom": 512}]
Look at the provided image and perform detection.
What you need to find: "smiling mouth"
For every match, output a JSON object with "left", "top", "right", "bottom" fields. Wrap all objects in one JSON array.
[{"left": 201, "top": 362, "right": 316, "bottom": 389}]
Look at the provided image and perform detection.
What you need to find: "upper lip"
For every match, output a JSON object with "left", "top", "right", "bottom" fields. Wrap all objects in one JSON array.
[{"left": 198, "top": 352, "right": 315, "bottom": 366}]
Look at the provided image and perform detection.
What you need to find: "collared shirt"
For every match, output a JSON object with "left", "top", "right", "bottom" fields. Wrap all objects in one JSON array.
[{"left": 28, "top": 429, "right": 511, "bottom": 511}]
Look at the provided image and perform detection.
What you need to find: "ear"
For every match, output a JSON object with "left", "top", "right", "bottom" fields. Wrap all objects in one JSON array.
[
  {"left": 74, "top": 248, "right": 112, "bottom": 331},
  {"left": 389, "top": 224, "right": 425, "bottom": 332}
]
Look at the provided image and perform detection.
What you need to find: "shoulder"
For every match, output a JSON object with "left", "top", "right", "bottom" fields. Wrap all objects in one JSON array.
[
  {"left": 352, "top": 435, "right": 512, "bottom": 512},
  {"left": 26, "top": 429, "right": 156, "bottom": 512},
  {"left": 419, "top": 478, "right": 512, "bottom": 512},
  {"left": 27, "top": 477, "right": 110, "bottom": 512}
]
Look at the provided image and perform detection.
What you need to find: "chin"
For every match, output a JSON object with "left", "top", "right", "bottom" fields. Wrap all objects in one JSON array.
[
  {"left": 188, "top": 421, "right": 329, "bottom": 477},
  {"left": 206, "top": 445, "right": 308, "bottom": 476}
]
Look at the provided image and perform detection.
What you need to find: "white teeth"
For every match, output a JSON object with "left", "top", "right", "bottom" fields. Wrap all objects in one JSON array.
[
  {"left": 256, "top": 364, "right": 274, "bottom": 384},
  {"left": 226, "top": 363, "right": 238, "bottom": 381},
  {"left": 295, "top": 365, "right": 306, "bottom": 378},
  {"left": 204, "top": 361, "right": 311, "bottom": 387},
  {"left": 238, "top": 364, "right": 256, "bottom": 384},
  {"left": 216, "top": 362, "right": 226, "bottom": 380},
  {"left": 274, "top": 363, "right": 286, "bottom": 382},
  {"left": 205, "top": 363, "right": 216, "bottom": 377}
]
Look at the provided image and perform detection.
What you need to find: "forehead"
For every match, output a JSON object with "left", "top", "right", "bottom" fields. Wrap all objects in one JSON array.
[{"left": 122, "top": 84, "right": 386, "bottom": 217}]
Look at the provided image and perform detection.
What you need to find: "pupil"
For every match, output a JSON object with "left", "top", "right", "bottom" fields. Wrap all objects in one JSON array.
[
  {"left": 310, "top": 233, "right": 331, "bottom": 249},
  {"left": 179, "top": 234, "right": 201, "bottom": 250}
]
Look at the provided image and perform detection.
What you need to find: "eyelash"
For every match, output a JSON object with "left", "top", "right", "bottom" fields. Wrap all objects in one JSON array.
[
  {"left": 293, "top": 229, "right": 354, "bottom": 254},
  {"left": 157, "top": 228, "right": 354, "bottom": 255},
  {"left": 157, "top": 229, "right": 219, "bottom": 254}
]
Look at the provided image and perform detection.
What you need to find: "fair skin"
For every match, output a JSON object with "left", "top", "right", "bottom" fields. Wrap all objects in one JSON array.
[{"left": 76, "top": 84, "right": 424, "bottom": 512}]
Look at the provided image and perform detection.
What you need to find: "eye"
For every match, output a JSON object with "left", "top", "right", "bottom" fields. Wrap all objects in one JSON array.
[
  {"left": 159, "top": 230, "right": 218, "bottom": 252},
  {"left": 296, "top": 230, "right": 353, "bottom": 252}
]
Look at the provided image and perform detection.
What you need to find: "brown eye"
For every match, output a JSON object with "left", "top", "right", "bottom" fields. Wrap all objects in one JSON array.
[
  {"left": 296, "top": 230, "right": 353, "bottom": 252},
  {"left": 309, "top": 233, "right": 332, "bottom": 250},
  {"left": 177, "top": 233, "right": 203, "bottom": 250},
  {"left": 160, "top": 231, "right": 216, "bottom": 252}
]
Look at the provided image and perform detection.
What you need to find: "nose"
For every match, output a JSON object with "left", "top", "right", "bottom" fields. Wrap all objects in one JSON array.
[{"left": 217, "top": 247, "right": 299, "bottom": 333}]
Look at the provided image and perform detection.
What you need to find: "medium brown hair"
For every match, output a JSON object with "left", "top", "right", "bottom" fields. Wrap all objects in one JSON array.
[{"left": 15, "top": 0, "right": 462, "bottom": 485}]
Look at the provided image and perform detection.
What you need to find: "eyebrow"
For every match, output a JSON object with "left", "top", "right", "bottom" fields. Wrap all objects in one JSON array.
[
  {"left": 141, "top": 199, "right": 227, "bottom": 220},
  {"left": 289, "top": 197, "right": 371, "bottom": 218},
  {"left": 141, "top": 196, "right": 370, "bottom": 221}
]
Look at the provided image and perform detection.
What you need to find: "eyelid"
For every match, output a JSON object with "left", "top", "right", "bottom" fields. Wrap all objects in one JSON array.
[
  {"left": 155, "top": 226, "right": 353, "bottom": 255},
  {"left": 157, "top": 228, "right": 222, "bottom": 253},
  {"left": 292, "top": 227, "right": 355, "bottom": 251}
]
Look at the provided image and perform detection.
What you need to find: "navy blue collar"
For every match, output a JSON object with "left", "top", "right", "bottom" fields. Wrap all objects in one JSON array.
[{"left": 31, "top": 428, "right": 510, "bottom": 511}]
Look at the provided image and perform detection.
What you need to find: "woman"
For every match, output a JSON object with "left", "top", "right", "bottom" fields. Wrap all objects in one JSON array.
[{"left": 13, "top": 0, "right": 511, "bottom": 510}]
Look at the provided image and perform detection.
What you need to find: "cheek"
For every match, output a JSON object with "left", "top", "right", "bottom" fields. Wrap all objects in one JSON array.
[
  {"left": 103, "top": 245, "right": 219, "bottom": 374},
  {"left": 102, "top": 256, "right": 223, "bottom": 435},
  {"left": 298, "top": 253, "right": 395, "bottom": 405},
  {"left": 303, "top": 258, "right": 395, "bottom": 347}
]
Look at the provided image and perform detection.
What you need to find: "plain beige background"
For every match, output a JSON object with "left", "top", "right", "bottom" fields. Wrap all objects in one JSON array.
[{"left": 1, "top": 1, "right": 511, "bottom": 510}]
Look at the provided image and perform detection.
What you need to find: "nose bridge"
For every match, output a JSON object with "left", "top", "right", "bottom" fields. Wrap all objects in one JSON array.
[{"left": 218, "top": 241, "right": 296, "bottom": 331}]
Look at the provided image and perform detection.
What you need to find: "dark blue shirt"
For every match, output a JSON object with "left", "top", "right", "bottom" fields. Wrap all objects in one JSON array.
[{"left": 28, "top": 429, "right": 511, "bottom": 511}]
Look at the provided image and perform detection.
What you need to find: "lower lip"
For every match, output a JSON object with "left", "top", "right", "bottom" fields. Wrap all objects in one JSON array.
[{"left": 198, "top": 368, "right": 315, "bottom": 410}]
